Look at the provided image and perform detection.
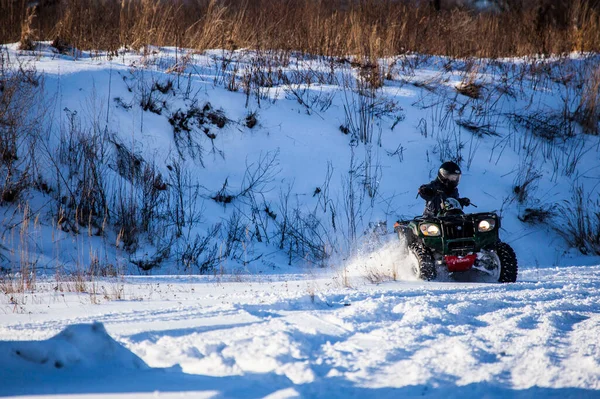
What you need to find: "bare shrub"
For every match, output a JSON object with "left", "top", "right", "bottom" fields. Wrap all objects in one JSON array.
[
  {"left": 456, "top": 81, "right": 482, "bottom": 99},
  {"left": 557, "top": 186, "right": 600, "bottom": 255},
  {"left": 139, "top": 162, "right": 167, "bottom": 234},
  {"left": 166, "top": 159, "right": 204, "bottom": 239},
  {"left": 168, "top": 106, "right": 206, "bottom": 162},
  {"left": 113, "top": 182, "right": 139, "bottom": 251},
  {"left": 130, "top": 245, "right": 170, "bottom": 271},
  {"left": 576, "top": 65, "right": 600, "bottom": 135},
  {"left": 111, "top": 142, "right": 167, "bottom": 242},
  {"left": 161, "top": 161, "right": 221, "bottom": 273},
  {"left": 56, "top": 109, "right": 109, "bottom": 233},
  {"left": 513, "top": 160, "right": 542, "bottom": 204},
  {"left": 51, "top": 36, "right": 72, "bottom": 55},
  {"left": 139, "top": 80, "right": 166, "bottom": 115},
  {"left": 548, "top": 137, "right": 593, "bottom": 179},
  {"left": 456, "top": 119, "right": 500, "bottom": 137},
  {"left": 0, "top": 205, "right": 39, "bottom": 301},
  {"left": 0, "top": 51, "right": 43, "bottom": 205},
  {"left": 168, "top": 102, "right": 229, "bottom": 163},
  {"left": 18, "top": 7, "right": 36, "bottom": 51},
  {"left": 212, "top": 150, "right": 280, "bottom": 205},
  {"left": 341, "top": 71, "right": 377, "bottom": 145},
  {"left": 509, "top": 111, "right": 575, "bottom": 142},
  {"left": 112, "top": 139, "right": 143, "bottom": 183},
  {"left": 518, "top": 205, "right": 556, "bottom": 224},
  {"left": 283, "top": 67, "right": 337, "bottom": 116},
  {"left": 274, "top": 183, "right": 334, "bottom": 266},
  {"left": 245, "top": 111, "right": 258, "bottom": 128},
  {"left": 177, "top": 227, "right": 220, "bottom": 273},
  {"left": 434, "top": 127, "right": 464, "bottom": 165},
  {"left": 277, "top": 206, "right": 332, "bottom": 266},
  {"left": 1, "top": 168, "right": 30, "bottom": 204},
  {"left": 221, "top": 210, "right": 245, "bottom": 259},
  {"left": 357, "top": 61, "right": 384, "bottom": 91}
]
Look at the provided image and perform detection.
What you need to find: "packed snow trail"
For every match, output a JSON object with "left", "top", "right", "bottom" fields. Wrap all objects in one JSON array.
[{"left": 1, "top": 266, "right": 600, "bottom": 398}]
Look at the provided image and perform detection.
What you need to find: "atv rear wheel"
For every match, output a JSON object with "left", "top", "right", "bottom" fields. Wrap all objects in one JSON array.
[
  {"left": 495, "top": 242, "right": 518, "bottom": 283},
  {"left": 409, "top": 244, "right": 437, "bottom": 281}
]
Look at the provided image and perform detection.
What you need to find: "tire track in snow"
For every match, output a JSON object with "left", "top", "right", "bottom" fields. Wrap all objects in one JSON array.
[
  {"left": 2, "top": 266, "right": 600, "bottom": 392},
  {"left": 0, "top": 304, "right": 250, "bottom": 340}
]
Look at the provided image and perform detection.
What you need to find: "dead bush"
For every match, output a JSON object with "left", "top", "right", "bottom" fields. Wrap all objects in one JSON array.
[
  {"left": 51, "top": 36, "right": 72, "bottom": 55},
  {"left": 557, "top": 186, "right": 600, "bottom": 255},
  {"left": 212, "top": 150, "right": 279, "bottom": 206},
  {"left": 456, "top": 119, "right": 499, "bottom": 137},
  {"left": 130, "top": 245, "right": 170, "bottom": 271},
  {"left": 509, "top": 111, "right": 575, "bottom": 142},
  {"left": 576, "top": 65, "right": 600, "bottom": 135},
  {"left": 18, "top": 7, "right": 36, "bottom": 51},
  {"left": 518, "top": 205, "right": 556, "bottom": 224},
  {"left": 56, "top": 109, "right": 109, "bottom": 231},
  {"left": 177, "top": 227, "right": 220, "bottom": 273},
  {"left": 245, "top": 111, "right": 258, "bottom": 128},
  {"left": 456, "top": 82, "right": 483, "bottom": 99},
  {"left": 276, "top": 185, "right": 333, "bottom": 266},
  {"left": 513, "top": 166, "right": 542, "bottom": 204},
  {"left": 0, "top": 50, "right": 43, "bottom": 205}
]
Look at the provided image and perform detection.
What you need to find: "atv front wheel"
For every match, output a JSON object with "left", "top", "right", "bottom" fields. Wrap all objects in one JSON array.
[
  {"left": 495, "top": 242, "right": 518, "bottom": 283},
  {"left": 409, "top": 244, "right": 437, "bottom": 281}
]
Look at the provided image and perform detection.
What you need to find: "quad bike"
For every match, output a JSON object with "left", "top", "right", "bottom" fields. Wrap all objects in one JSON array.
[{"left": 394, "top": 197, "right": 518, "bottom": 283}]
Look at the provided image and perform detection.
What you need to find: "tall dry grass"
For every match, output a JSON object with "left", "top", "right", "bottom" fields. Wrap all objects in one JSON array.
[{"left": 0, "top": 0, "right": 599, "bottom": 57}]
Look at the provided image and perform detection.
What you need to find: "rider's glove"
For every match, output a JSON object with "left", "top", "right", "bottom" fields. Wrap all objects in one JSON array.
[
  {"left": 418, "top": 185, "right": 435, "bottom": 197},
  {"left": 459, "top": 197, "right": 471, "bottom": 207}
]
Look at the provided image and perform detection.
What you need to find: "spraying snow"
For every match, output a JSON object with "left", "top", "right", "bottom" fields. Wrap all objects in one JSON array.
[{"left": 342, "top": 234, "right": 419, "bottom": 284}]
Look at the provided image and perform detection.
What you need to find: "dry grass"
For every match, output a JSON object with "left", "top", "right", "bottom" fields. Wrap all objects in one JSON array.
[
  {"left": 577, "top": 65, "right": 600, "bottom": 135},
  {"left": 0, "top": 49, "right": 43, "bottom": 205},
  {"left": 17, "top": 6, "right": 36, "bottom": 51},
  {"left": 558, "top": 186, "right": 600, "bottom": 255},
  {"left": 0, "top": 0, "right": 599, "bottom": 58}
]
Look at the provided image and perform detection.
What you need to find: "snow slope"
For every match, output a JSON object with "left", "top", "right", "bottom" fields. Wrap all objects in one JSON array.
[
  {"left": 1, "top": 43, "right": 600, "bottom": 397},
  {"left": 1, "top": 43, "right": 599, "bottom": 273}
]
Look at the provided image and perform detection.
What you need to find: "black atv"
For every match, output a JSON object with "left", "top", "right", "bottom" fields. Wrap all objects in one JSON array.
[{"left": 394, "top": 197, "right": 518, "bottom": 283}]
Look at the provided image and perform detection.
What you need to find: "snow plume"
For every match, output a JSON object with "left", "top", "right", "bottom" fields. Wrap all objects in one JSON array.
[{"left": 341, "top": 233, "right": 419, "bottom": 284}]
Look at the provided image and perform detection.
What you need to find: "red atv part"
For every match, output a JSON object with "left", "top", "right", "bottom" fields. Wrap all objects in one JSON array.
[{"left": 444, "top": 254, "right": 477, "bottom": 272}]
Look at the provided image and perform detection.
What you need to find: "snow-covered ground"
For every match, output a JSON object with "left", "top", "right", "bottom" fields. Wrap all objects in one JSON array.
[
  {"left": 1, "top": 264, "right": 600, "bottom": 398},
  {"left": 1, "top": 43, "right": 600, "bottom": 397}
]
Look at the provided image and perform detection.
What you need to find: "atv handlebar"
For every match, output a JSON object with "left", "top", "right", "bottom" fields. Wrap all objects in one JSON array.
[{"left": 416, "top": 189, "right": 477, "bottom": 208}]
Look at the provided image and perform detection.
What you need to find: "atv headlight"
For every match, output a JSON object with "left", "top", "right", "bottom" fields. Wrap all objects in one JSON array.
[
  {"left": 420, "top": 223, "right": 441, "bottom": 237},
  {"left": 478, "top": 219, "right": 496, "bottom": 232}
]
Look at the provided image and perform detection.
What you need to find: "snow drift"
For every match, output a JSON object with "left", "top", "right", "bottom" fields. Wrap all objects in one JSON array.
[{"left": 0, "top": 322, "right": 147, "bottom": 372}]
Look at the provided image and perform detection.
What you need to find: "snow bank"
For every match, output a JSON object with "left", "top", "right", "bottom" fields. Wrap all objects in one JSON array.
[{"left": 0, "top": 322, "right": 147, "bottom": 372}]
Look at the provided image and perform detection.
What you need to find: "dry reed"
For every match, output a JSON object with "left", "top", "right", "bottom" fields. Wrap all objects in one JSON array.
[{"left": 0, "top": 0, "right": 599, "bottom": 58}]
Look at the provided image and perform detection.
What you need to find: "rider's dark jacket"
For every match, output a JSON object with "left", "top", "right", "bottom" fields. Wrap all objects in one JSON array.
[{"left": 419, "top": 179, "right": 460, "bottom": 218}]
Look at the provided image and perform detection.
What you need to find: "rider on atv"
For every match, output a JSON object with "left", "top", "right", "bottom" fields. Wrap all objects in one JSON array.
[
  {"left": 418, "top": 161, "right": 472, "bottom": 217},
  {"left": 395, "top": 161, "right": 518, "bottom": 283}
]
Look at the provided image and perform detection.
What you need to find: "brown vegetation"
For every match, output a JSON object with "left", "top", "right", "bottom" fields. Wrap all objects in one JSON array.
[{"left": 0, "top": 0, "right": 599, "bottom": 57}]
